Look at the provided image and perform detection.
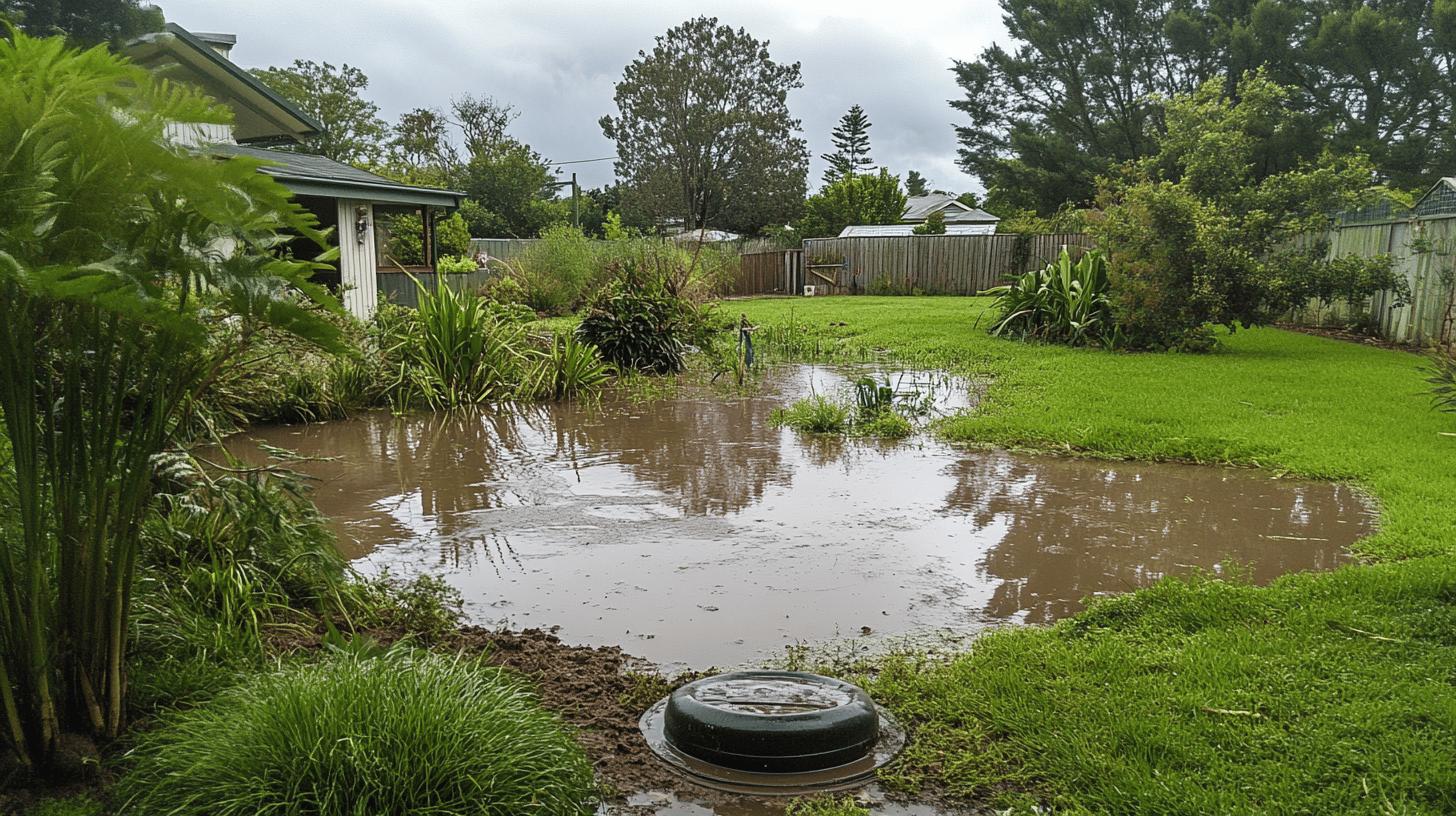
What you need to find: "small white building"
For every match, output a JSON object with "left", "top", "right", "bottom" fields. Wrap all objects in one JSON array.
[
  {"left": 125, "top": 25, "right": 462, "bottom": 319},
  {"left": 838, "top": 193, "right": 1000, "bottom": 237}
]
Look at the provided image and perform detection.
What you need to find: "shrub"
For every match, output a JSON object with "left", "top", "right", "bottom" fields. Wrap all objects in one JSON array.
[
  {"left": 383, "top": 213, "right": 425, "bottom": 266},
  {"left": 772, "top": 395, "right": 851, "bottom": 434},
  {"left": 1096, "top": 73, "right": 1402, "bottom": 350},
  {"left": 983, "top": 248, "right": 1116, "bottom": 346},
  {"left": 436, "top": 254, "right": 480, "bottom": 274},
  {"left": 912, "top": 209, "right": 947, "bottom": 235},
  {"left": 436, "top": 211, "right": 473, "bottom": 257},
  {"left": 576, "top": 253, "right": 708, "bottom": 374},
  {"left": 513, "top": 225, "right": 602, "bottom": 314},
  {"left": 118, "top": 650, "right": 598, "bottom": 816}
]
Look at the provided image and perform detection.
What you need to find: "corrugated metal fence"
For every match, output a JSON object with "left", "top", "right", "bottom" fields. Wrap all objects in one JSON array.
[
  {"left": 781, "top": 234, "right": 1092, "bottom": 296},
  {"left": 469, "top": 238, "right": 538, "bottom": 261},
  {"left": 377, "top": 268, "right": 493, "bottom": 308},
  {"left": 1287, "top": 215, "right": 1456, "bottom": 346}
]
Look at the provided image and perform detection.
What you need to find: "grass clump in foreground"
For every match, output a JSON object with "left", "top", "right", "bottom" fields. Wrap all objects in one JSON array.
[
  {"left": 735, "top": 296, "right": 1456, "bottom": 814},
  {"left": 119, "top": 649, "right": 596, "bottom": 815}
]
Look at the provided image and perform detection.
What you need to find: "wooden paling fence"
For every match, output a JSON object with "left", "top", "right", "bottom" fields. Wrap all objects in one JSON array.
[
  {"left": 731, "top": 234, "right": 1092, "bottom": 297},
  {"left": 1285, "top": 214, "right": 1456, "bottom": 346},
  {"left": 732, "top": 249, "right": 804, "bottom": 296}
]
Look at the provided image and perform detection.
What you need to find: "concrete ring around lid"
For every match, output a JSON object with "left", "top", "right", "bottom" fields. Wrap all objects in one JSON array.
[{"left": 639, "top": 670, "right": 906, "bottom": 795}]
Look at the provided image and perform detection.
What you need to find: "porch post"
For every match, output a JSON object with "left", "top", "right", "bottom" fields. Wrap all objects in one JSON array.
[{"left": 336, "top": 198, "right": 379, "bottom": 319}]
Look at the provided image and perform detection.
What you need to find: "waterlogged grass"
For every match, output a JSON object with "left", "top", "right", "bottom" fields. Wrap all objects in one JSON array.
[
  {"left": 772, "top": 395, "right": 852, "bottom": 433},
  {"left": 119, "top": 649, "right": 597, "bottom": 816},
  {"left": 735, "top": 296, "right": 1456, "bottom": 814}
]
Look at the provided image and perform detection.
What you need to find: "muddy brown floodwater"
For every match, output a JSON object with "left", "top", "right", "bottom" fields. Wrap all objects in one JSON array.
[{"left": 229, "top": 364, "right": 1373, "bottom": 670}]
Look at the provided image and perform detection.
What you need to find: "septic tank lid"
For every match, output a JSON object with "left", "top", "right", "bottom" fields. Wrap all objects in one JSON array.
[{"left": 639, "top": 670, "right": 904, "bottom": 795}]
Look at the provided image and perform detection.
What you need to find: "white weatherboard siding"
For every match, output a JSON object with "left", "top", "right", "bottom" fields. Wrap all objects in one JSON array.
[{"left": 337, "top": 199, "right": 378, "bottom": 319}]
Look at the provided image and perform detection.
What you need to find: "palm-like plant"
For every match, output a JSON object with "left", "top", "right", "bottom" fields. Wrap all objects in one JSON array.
[{"left": 0, "top": 30, "right": 343, "bottom": 767}]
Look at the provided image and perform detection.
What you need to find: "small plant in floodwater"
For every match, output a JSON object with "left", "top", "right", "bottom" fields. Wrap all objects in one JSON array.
[
  {"left": 853, "top": 410, "right": 913, "bottom": 439},
  {"left": 119, "top": 649, "right": 597, "bottom": 816},
  {"left": 772, "top": 395, "right": 851, "bottom": 434}
]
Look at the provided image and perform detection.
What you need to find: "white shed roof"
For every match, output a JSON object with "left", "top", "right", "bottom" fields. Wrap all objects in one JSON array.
[
  {"left": 838, "top": 224, "right": 997, "bottom": 237},
  {"left": 902, "top": 194, "right": 1000, "bottom": 224}
]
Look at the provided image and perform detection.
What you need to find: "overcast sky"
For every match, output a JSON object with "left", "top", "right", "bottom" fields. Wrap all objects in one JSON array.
[{"left": 161, "top": 0, "right": 1005, "bottom": 194}]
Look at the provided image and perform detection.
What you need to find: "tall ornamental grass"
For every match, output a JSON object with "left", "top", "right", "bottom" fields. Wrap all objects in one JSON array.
[
  {"left": 119, "top": 650, "right": 598, "bottom": 816},
  {"left": 0, "top": 31, "right": 344, "bottom": 767}
]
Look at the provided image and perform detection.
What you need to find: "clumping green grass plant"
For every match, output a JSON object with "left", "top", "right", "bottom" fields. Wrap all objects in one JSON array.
[
  {"left": 852, "top": 409, "right": 912, "bottom": 439},
  {"left": 118, "top": 649, "right": 597, "bottom": 816},
  {"left": 734, "top": 295, "right": 1456, "bottom": 814},
  {"left": 771, "top": 395, "right": 851, "bottom": 434}
]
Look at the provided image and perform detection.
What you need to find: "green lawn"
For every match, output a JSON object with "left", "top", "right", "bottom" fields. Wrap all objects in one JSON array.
[{"left": 735, "top": 296, "right": 1456, "bottom": 815}]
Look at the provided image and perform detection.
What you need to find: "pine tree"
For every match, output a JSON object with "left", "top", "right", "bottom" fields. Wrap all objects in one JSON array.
[
  {"left": 819, "top": 104, "right": 874, "bottom": 186},
  {"left": 905, "top": 170, "right": 929, "bottom": 196}
]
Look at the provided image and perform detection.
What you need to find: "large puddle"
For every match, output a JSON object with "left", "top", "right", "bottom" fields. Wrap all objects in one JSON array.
[{"left": 229, "top": 365, "right": 1373, "bottom": 669}]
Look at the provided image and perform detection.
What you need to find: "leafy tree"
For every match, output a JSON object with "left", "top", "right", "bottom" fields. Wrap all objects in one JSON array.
[
  {"left": 797, "top": 169, "right": 907, "bottom": 238},
  {"left": 953, "top": 0, "right": 1456, "bottom": 214},
  {"left": 450, "top": 94, "right": 517, "bottom": 159},
  {"left": 458, "top": 141, "right": 568, "bottom": 237},
  {"left": 1095, "top": 72, "right": 1404, "bottom": 350},
  {"left": 1, "top": 0, "right": 161, "bottom": 46},
  {"left": 0, "top": 31, "right": 343, "bottom": 767},
  {"left": 600, "top": 16, "right": 809, "bottom": 234},
  {"left": 913, "top": 210, "right": 947, "bottom": 235},
  {"left": 253, "top": 60, "right": 387, "bottom": 166},
  {"left": 387, "top": 107, "right": 460, "bottom": 186},
  {"left": 905, "top": 170, "right": 929, "bottom": 197},
  {"left": 820, "top": 104, "right": 874, "bottom": 186}
]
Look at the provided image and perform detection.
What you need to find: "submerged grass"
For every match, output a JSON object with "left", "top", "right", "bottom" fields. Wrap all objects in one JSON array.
[{"left": 734, "top": 296, "right": 1456, "bottom": 814}]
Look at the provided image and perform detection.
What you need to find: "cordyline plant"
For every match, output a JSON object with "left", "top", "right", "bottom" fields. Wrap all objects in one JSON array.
[{"left": 0, "top": 30, "right": 344, "bottom": 768}]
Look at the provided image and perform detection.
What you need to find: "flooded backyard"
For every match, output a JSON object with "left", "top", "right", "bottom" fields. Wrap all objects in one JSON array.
[{"left": 230, "top": 365, "right": 1373, "bottom": 669}]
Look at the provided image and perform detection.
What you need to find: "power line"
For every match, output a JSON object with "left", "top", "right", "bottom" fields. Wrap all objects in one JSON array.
[{"left": 552, "top": 156, "right": 617, "bottom": 166}]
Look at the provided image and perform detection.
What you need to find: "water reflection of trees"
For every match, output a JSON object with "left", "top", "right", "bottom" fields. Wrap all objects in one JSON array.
[
  {"left": 233, "top": 387, "right": 797, "bottom": 563},
  {"left": 514, "top": 392, "right": 794, "bottom": 516},
  {"left": 942, "top": 454, "right": 1368, "bottom": 623}
]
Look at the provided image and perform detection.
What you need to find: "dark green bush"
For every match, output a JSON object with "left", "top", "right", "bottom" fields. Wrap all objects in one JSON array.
[
  {"left": 576, "top": 259, "right": 698, "bottom": 374},
  {"left": 119, "top": 650, "right": 597, "bottom": 816}
]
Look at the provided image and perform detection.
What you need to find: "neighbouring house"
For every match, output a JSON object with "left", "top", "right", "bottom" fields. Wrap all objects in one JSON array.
[
  {"left": 124, "top": 24, "right": 462, "bottom": 319},
  {"left": 838, "top": 193, "right": 1000, "bottom": 237}
]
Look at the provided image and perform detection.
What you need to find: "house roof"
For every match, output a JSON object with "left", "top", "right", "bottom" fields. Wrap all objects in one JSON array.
[
  {"left": 214, "top": 144, "right": 463, "bottom": 208},
  {"left": 901, "top": 193, "right": 1000, "bottom": 224},
  {"left": 838, "top": 224, "right": 997, "bottom": 237},
  {"left": 1413, "top": 177, "right": 1456, "bottom": 218},
  {"left": 125, "top": 24, "right": 321, "bottom": 144}
]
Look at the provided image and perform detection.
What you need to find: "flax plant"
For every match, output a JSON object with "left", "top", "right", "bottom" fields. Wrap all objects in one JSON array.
[{"left": 0, "top": 31, "right": 343, "bottom": 767}]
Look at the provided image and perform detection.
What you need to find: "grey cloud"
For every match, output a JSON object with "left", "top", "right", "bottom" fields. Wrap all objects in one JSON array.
[{"left": 163, "top": 0, "right": 1001, "bottom": 193}]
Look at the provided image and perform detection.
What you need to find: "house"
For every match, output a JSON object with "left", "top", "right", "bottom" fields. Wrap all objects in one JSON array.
[
  {"left": 124, "top": 24, "right": 462, "bottom": 319},
  {"left": 1413, "top": 177, "right": 1456, "bottom": 218},
  {"left": 838, "top": 193, "right": 1000, "bottom": 237}
]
